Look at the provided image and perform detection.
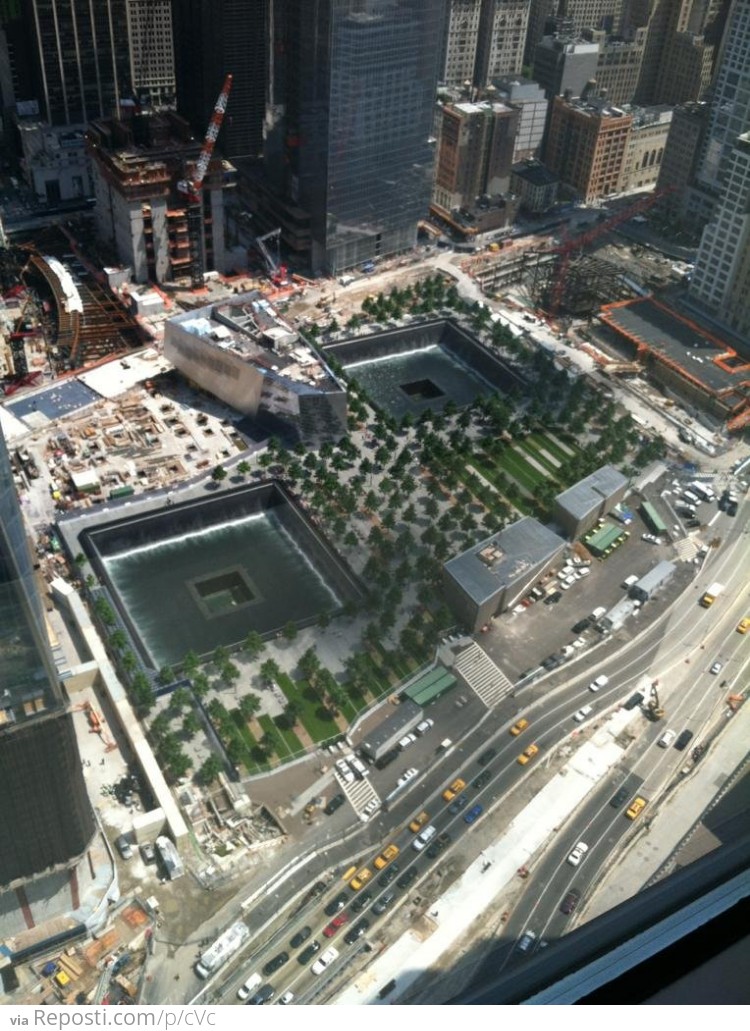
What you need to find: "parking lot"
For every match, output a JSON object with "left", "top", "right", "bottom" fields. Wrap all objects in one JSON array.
[{"left": 482, "top": 496, "right": 695, "bottom": 683}]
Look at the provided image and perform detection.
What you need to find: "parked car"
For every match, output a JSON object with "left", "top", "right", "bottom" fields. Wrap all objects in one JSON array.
[
  {"left": 425, "top": 832, "right": 452, "bottom": 859},
  {"left": 567, "top": 842, "right": 589, "bottom": 867},
  {"left": 324, "top": 794, "right": 345, "bottom": 816},
  {"left": 247, "top": 984, "right": 275, "bottom": 1006},
  {"left": 516, "top": 930, "right": 537, "bottom": 954},
  {"left": 658, "top": 729, "right": 676, "bottom": 748},
  {"left": 464, "top": 804, "right": 483, "bottom": 825},
  {"left": 351, "top": 891, "right": 372, "bottom": 914},
  {"left": 517, "top": 744, "right": 539, "bottom": 765},
  {"left": 372, "top": 892, "right": 394, "bottom": 915},
  {"left": 139, "top": 842, "right": 156, "bottom": 864},
  {"left": 311, "top": 947, "right": 338, "bottom": 975},
  {"left": 297, "top": 941, "right": 321, "bottom": 965},
  {"left": 323, "top": 913, "right": 348, "bottom": 937},
  {"left": 398, "top": 733, "right": 417, "bottom": 750},
  {"left": 674, "top": 729, "right": 694, "bottom": 751},
  {"left": 378, "top": 864, "right": 400, "bottom": 887},
  {"left": 589, "top": 674, "right": 609, "bottom": 692},
  {"left": 289, "top": 926, "right": 312, "bottom": 949},
  {"left": 115, "top": 835, "right": 133, "bottom": 861},
  {"left": 344, "top": 919, "right": 370, "bottom": 945},
  {"left": 324, "top": 891, "right": 349, "bottom": 917},
  {"left": 262, "top": 952, "right": 289, "bottom": 976},
  {"left": 396, "top": 867, "right": 419, "bottom": 890},
  {"left": 610, "top": 786, "right": 629, "bottom": 808},
  {"left": 560, "top": 888, "right": 581, "bottom": 915}
]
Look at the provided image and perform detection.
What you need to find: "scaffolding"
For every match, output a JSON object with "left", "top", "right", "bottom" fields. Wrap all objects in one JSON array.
[{"left": 529, "top": 253, "right": 631, "bottom": 316}]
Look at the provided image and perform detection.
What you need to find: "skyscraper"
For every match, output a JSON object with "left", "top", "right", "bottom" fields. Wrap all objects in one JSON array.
[
  {"left": 21, "top": 0, "right": 175, "bottom": 125},
  {"left": 173, "top": 0, "right": 267, "bottom": 160},
  {"left": 689, "top": 131, "right": 750, "bottom": 336},
  {"left": 263, "top": 0, "right": 444, "bottom": 274},
  {"left": 0, "top": 429, "right": 94, "bottom": 890}
]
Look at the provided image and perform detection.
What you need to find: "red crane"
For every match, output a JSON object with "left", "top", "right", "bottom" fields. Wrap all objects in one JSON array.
[
  {"left": 177, "top": 74, "right": 233, "bottom": 287},
  {"left": 177, "top": 73, "right": 233, "bottom": 203},
  {"left": 548, "top": 187, "right": 675, "bottom": 316}
]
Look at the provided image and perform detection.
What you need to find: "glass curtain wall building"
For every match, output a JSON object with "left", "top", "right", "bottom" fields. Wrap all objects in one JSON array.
[
  {"left": 265, "top": 0, "right": 444, "bottom": 274},
  {"left": 0, "top": 429, "right": 94, "bottom": 890}
]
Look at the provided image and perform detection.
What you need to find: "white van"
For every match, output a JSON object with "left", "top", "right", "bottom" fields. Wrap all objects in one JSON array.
[
  {"left": 589, "top": 675, "right": 609, "bottom": 692},
  {"left": 591, "top": 606, "right": 607, "bottom": 621},
  {"left": 238, "top": 973, "right": 262, "bottom": 1001},
  {"left": 622, "top": 574, "right": 639, "bottom": 588},
  {"left": 658, "top": 729, "right": 676, "bottom": 748}
]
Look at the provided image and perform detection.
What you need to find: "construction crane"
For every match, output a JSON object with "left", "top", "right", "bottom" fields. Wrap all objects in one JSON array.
[
  {"left": 546, "top": 187, "right": 675, "bottom": 316},
  {"left": 255, "top": 228, "right": 288, "bottom": 286},
  {"left": 644, "top": 680, "right": 665, "bottom": 721},
  {"left": 177, "top": 73, "right": 233, "bottom": 289}
]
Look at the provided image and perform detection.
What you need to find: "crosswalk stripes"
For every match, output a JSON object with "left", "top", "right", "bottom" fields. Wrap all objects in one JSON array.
[
  {"left": 452, "top": 642, "right": 513, "bottom": 709},
  {"left": 672, "top": 535, "right": 699, "bottom": 561},
  {"left": 336, "top": 767, "right": 380, "bottom": 820}
]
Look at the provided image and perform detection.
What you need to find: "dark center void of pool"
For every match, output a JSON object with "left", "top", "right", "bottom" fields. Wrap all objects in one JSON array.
[
  {"left": 324, "top": 318, "right": 526, "bottom": 422},
  {"left": 400, "top": 378, "right": 444, "bottom": 401},
  {"left": 81, "top": 483, "right": 362, "bottom": 668}
]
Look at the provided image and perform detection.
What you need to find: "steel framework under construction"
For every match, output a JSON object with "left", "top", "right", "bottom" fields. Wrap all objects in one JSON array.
[{"left": 528, "top": 252, "right": 632, "bottom": 316}]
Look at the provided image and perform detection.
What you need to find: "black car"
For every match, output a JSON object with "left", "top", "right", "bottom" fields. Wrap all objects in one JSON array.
[
  {"left": 623, "top": 691, "right": 644, "bottom": 711},
  {"left": 297, "top": 941, "right": 321, "bottom": 965},
  {"left": 396, "top": 867, "right": 419, "bottom": 891},
  {"left": 473, "top": 769, "right": 492, "bottom": 790},
  {"left": 324, "top": 891, "right": 349, "bottom": 917},
  {"left": 372, "top": 892, "right": 394, "bottom": 915},
  {"left": 674, "top": 729, "right": 694, "bottom": 751},
  {"left": 344, "top": 919, "right": 370, "bottom": 945},
  {"left": 262, "top": 952, "right": 289, "bottom": 976},
  {"left": 289, "top": 926, "right": 312, "bottom": 949},
  {"left": 477, "top": 748, "right": 497, "bottom": 767},
  {"left": 425, "top": 832, "right": 452, "bottom": 860},
  {"left": 351, "top": 892, "right": 372, "bottom": 914},
  {"left": 449, "top": 795, "right": 468, "bottom": 814},
  {"left": 247, "top": 984, "right": 275, "bottom": 1005},
  {"left": 610, "top": 786, "right": 630, "bottom": 808},
  {"left": 324, "top": 794, "right": 345, "bottom": 816},
  {"left": 572, "top": 617, "right": 592, "bottom": 634},
  {"left": 560, "top": 888, "right": 581, "bottom": 915},
  {"left": 544, "top": 590, "right": 562, "bottom": 605},
  {"left": 374, "top": 748, "right": 400, "bottom": 771},
  {"left": 308, "top": 880, "right": 326, "bottom": 899},
  {"left": 378, "top": 864, "right": 400, "bottom": 887}
]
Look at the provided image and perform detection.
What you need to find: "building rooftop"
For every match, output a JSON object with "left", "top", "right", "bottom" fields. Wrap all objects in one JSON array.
[
  {"left": 599, "top": 298, "right": 750, "bottom": 402},
  {"left": 555, "top": 465, "right": 628, "bottom": 521},
  {"left": 444, "top": 517, "right": 564, "bottom": 605},
  {"left": 512, "top": 161, "right": 559, "bottom": 186},
  {"left": 167, "top": 291, "right": 340, "bottom": 394}
]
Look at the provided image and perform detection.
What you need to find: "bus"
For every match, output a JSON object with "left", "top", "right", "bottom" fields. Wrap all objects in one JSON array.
[
  {"left": 195, "top": 921, "right": 249, "bottom": 979},
  {"left": 688, "top": 481, "right": 715, "bottom": 502}
]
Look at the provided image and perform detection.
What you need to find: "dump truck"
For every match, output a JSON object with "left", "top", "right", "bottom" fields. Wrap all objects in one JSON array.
[{"left": 700, "top": 582, "right": 724, "bottom": 608}]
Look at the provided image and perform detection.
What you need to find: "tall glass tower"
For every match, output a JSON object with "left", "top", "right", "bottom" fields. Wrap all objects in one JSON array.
[
  {"left": 264, "top": 0, "right": 445, "bottom": 274},
  {"left": 0, "top": 429, "right": 94, "bottom": 890}
]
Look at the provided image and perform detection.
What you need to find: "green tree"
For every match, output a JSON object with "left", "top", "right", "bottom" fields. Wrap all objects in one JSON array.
[
  {"left": 94, "top": 598, "right": 116, "bottom": 626},
  {"left": 156, "top": 664, "right": 174, "bottom": 687},
  {"left": 181, "top": 650, "right": 200, "bottom": 677},
  {"left": 169, "top": 686, "right": 192, "bottom": 712},
  {"left": 192, "top": 671, "right": 210, "bottom": 698},
  {"left": 211, "top": 464, "right": 227, "bottom": 483},
  {"left": 239, "top": 692, "right": 262, "bottom": 720},
  {"left": 260, "top": 658, "right": 281, "bottom": 684},
  {"left": 243, "top": 630, "right": 265, "bottom": 660},
  {"left": 198, "top": 754, "right": 224, "bottom": 785},
  {"left": 109, "top": 628, "right": 127, "bottom": 650},
  {"left": 130, "top": 673, "right": 155, "bottom": 714},
  {"left": 220, "top": 660, "right": 241, "bottom": 685},
  {"left": 212, "top": 644, "right": 229, "bottom": 669},
  {"left": 282, "top": 620, "right": 298, "bottom": 642},
  {"left": 181, "top": 711, "right": 201, "bottom": 738},
  {"left": 121, "top": 650, "right": 137, "bottom": 674},
  {"left": 237, "top": 460, "right": 251, "bottom": 478}
]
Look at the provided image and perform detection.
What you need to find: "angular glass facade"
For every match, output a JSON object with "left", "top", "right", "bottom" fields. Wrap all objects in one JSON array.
[
  {"left": 266, "top": 0, "right": 444, "bottom": 273},
  {"left": 0, "top": 430, "right": 94, "bottom": 889}
]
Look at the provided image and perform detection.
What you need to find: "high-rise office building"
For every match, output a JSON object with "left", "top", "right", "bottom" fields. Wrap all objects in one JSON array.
[
  {"left": 434, "top": 100, "right": 520, "bottom": 212},
  {"left": 17, "top": 0, "right": 175, "bottom": 125},
  {"left": 475, "top": 1, "right": 532, "bottom": 84},
  {"left": 440, "top": 1, "right": 530, "bottom": 88},
  {"left": 694, "top": 0, "right": 750, "bottom": 189},
  {"left": 0, "top": 429, "right": 94, "bottom": 890},
  {"left": 532, "top": 35, "right": 600, "bottom": 99},
  {"left": 173, "top": 0, "right": 267, "bottom": 160},
  {"left": 689, "top": 131, "right": 750, "bottom": 336},
  {"left": 262, "top": 0, "right": 444, "bottom": 274}
]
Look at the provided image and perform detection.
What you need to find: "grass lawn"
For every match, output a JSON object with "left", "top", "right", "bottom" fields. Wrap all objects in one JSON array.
[
  {"left": 493, "top": 448, "right": 544, "bottom": 493},
  {"left": 258, "top": 714, "right": 298, "bottom": 762},
  {"left": 517, "top": 438, "right": 561, "bottom": 478},
  {"left": 271, "top": 717, "right": 304, "bottom": 755},
  {"left": 277, "top": 672, "right": 338, "bottom": 741},
  {"left": 531, "top": 431, "right": 575, "bottom": 465},
  {"left": 231, "top": 711, "right": 257, "bottom": 753}
]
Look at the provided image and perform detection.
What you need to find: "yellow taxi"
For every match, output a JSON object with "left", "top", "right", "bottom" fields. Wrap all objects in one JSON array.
[
  {"left": 373, "top": 843, "right": 399, "bottom": 870},
  {"left": 349, "top": 867, "right": 372, "bottom": 891},
  {"left": 517, "top": 743, "right": 539, "bottom": 766},
  {"left": 736, "top": 617, "right": 750, "bottom": 634},
  {"left": 409, "top": 811, "right": 429, "bottom": 833},
  {"left": 626, "top": 796, "right": 647, "bottom": 820},
  {"left": 442, "top": 778, "right": 466, "bottom": 802},
  {"left": 510, "top": 718, "right": 529, "bottom": 736}
]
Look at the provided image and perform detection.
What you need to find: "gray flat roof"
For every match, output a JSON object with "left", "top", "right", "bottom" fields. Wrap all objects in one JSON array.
[
  {"left": 555, "top": 465, "right": 627, "bottom": 520},
  {"left": 600, "top": 299, "right": 750, "bottom": 398},
  {"left": 444, "top": 517, "right": 565, "bottom": 605}
]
